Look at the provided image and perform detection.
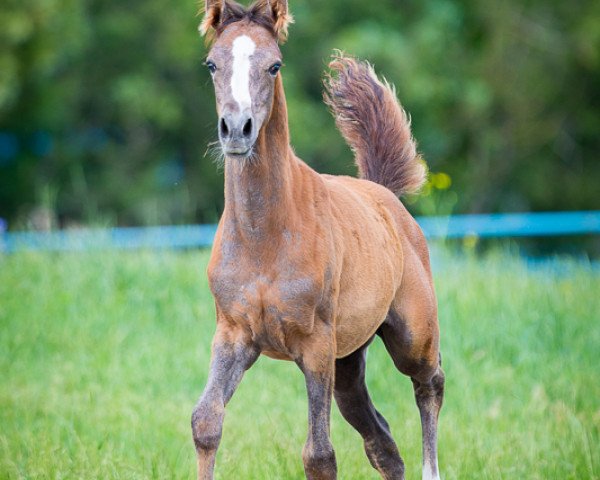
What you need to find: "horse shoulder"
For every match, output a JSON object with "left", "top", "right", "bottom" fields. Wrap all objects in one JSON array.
[{"left": 206, "top": 217, "right": 254, "bottom": 317}]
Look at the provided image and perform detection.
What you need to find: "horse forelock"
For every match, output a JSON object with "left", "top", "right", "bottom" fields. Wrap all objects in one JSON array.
[
  {"left": 201, "top": 1, "right": 281, "bottom": 45},
  {"left": 199, "top": 0, "right": 294, "bottom": 46}
]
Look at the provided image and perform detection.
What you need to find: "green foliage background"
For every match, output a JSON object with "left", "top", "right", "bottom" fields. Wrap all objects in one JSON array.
[{"left": 0, "top": 0, "right": 598, "bottom": 227}]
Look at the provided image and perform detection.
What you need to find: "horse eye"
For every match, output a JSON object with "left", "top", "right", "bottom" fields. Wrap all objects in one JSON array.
[
  {"left": 268, "top": 62, "right": 282, "bottom": 76},
  {"left": 205, "top": 61, "right": 217, "bottom": 74}
]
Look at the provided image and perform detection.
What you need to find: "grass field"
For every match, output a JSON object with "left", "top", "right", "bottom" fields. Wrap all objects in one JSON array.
[{"left": 1, "top": 248, "right": 599, "bottom": 479}]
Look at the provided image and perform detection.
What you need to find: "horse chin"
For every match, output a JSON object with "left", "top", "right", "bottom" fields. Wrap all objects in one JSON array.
[
  {"left": 224, "top": 147, "right": 252, "bottom": 159},
  {"left": 222, "top": 140, "right": 256, "bottom": 160}
]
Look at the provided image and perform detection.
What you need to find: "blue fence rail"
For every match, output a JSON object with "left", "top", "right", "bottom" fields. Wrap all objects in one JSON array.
[
  {"left": 1, "top": 211, "right": 599, "bottom": 253},
  {"left": 417, "top": 211, "right": 600, "bottom": 238}
]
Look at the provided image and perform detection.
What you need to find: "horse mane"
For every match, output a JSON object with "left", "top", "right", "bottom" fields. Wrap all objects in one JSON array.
[{"left": 200, "top": 0, "right": 293, "bottom": 45}]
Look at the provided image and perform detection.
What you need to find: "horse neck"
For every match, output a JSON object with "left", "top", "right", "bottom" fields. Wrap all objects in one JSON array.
[{"left": 223, "top": 75, "right": 296, "bottom": 242}]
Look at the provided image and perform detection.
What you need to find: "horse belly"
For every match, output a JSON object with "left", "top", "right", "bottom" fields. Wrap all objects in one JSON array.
[
  {"left": 332, "top": 224, "right": 402, "bottom": 358},
  {"left": 334, "top": 278, "right": 400, "bottom": 356},
  {"left": 334, "top": 287, "right": 395, "bottom": 358}
]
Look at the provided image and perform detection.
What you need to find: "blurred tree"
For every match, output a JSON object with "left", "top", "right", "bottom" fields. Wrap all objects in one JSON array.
[{"left": 0, "top": 0, "right": 598, "bottom": 228}]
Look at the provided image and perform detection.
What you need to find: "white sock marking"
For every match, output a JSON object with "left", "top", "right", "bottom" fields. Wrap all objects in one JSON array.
[
  {"left": 231, "top": 35, "right": 256, "bottom": 111},
  {"left": 423, "top": 459, "right": 440, "bottom": 480}
]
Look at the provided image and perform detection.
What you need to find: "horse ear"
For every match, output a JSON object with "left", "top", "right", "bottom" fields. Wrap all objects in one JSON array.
[
  {"left": 255, "top": 0, "right": 294, "bottom": 43},
  {"left": 199, "top": 0, "right": 238, "bottom": 38},
  {"left": 199, "top": 0, "right": 221, "bottom": 37},
  {"left": 270, "top": 0, "right": 293, "bottom": 42}
]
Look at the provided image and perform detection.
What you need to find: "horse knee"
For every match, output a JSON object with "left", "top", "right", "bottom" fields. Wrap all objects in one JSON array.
[
  {"left": 191, "top": 401, "right": 224, "bottom": 452},
  {"left": 302, "top": 442, "right": 337, "bottom": 478}
]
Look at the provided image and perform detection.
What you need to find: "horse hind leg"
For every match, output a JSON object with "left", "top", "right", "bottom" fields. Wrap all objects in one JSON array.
[
  {"left": 412, "top": 366, "right": 444, "bottom": 480},
  {"left": 378, "top": 305, "right": 445, "bottom": 480},
  {"left": 334, "top": 341, "right": 405, "bottom": 479}
]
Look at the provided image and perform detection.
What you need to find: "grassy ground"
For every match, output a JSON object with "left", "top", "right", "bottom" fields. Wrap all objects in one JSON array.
[{"left": 0, "top": 248, "right": 598, "bottom": 479}]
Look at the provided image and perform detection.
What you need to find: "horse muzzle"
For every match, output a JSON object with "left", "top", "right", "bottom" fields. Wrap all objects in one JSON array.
[{"left": 219, "top": 111, "right": 256, "bottom": 157}]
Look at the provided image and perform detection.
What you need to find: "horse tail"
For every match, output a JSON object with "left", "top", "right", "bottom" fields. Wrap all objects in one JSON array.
[{"left": 324, "top": 53, "right": 426, "bottom": 196}]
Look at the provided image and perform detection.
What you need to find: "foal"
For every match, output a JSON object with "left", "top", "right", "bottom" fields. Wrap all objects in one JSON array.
[{"left": 191, "top": 1, "right": 445, "bottom": 479}]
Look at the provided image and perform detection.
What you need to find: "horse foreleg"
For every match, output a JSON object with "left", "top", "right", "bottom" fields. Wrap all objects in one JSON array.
[
  {"left": 191, "top": 326, "right": 259, "bottom": 480},
  {"left": 296, "top": 331, "right": 337, "bottom": 480}
]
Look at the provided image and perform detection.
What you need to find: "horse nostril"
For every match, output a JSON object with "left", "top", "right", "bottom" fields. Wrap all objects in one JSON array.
[
  {"left": 242, "top": 118, "right": 252, "bottom": 138},
  {"left": 220, "top": 118, "right": 230, "bottom": 138}
]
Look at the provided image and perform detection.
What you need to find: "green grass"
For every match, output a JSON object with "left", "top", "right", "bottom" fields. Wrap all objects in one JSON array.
[{"left": 1, "top": 249, "right": 599, "bottom": 479}]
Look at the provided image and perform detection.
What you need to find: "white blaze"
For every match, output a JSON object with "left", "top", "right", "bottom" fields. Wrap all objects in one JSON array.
[{"left": 231, "top": 35, "right": 256, "bottom": 111}]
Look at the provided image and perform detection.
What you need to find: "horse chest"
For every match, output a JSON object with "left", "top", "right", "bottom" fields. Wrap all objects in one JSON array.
[{"left": 209, "top": 265, "right": 324, "bottom": 353}]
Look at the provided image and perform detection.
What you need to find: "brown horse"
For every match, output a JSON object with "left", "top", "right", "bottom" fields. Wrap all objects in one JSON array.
[{"left": 191, "top": 1, "right": 445, "bottom": 479}]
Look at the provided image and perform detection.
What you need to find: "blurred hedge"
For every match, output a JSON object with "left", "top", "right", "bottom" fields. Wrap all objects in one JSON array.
[{"left": 0, "top": 0, "right": 598, "bottom": 228}]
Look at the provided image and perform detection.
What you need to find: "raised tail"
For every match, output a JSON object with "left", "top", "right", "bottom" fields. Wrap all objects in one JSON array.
[{"left": 324, "top": 53, "right": 426, "bottom": 196}]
